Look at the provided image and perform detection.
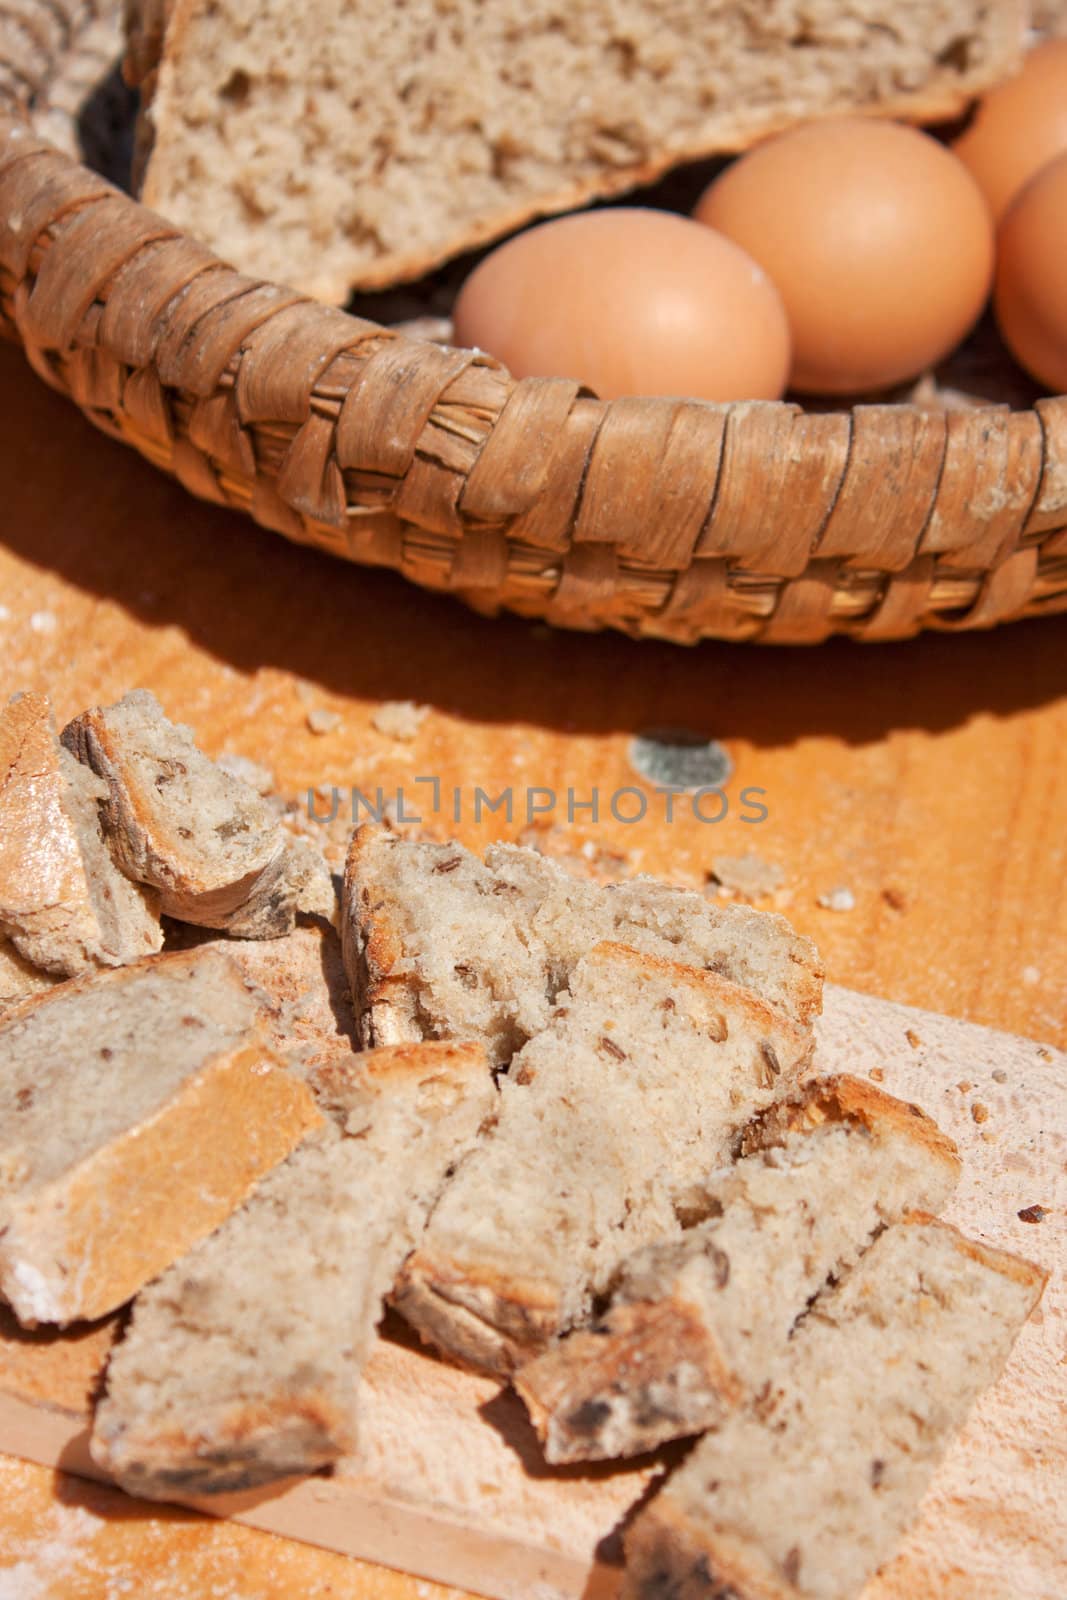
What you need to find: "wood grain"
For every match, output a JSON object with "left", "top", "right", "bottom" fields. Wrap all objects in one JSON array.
[{"left": 0, "top": 337, "right": 1065, "bottom": 1597}]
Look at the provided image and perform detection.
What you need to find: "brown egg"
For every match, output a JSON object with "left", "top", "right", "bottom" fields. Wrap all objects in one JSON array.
[
  {"left": 694, "top": 119, "right": 994, "bottom": 396},
  {"left": 953, "top": 40, "right": 1067, "bottom": 223},
  {"left": 451, "top": 209, "right": 791, "bottom": 402},
  {"left": 995, "top": 151, "right": 1067, "bottom": 392}
]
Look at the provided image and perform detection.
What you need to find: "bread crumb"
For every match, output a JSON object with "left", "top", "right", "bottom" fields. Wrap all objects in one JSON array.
[
  {"left": 817, "top": 886, "right": 855, "bottom": 912},
  {"left": 971, "top": 1101, "right": 989, "bottom": 1124},
  {"left": 957, "top": 1080, "right": 972, "bottom": 1093},
  {"left": 991, "top": 1067, "right": 1008, "bottom": 1084},
  {"left": 29, "top": 609, "right": 57, "bottom": 634},
  {"left": 868, "top": 1067, "right": 885, "bottom": 1082},
  {"left": 905, "top": 1029, "right": 922, "bottom": 1050},
  {"left": 307, "top": 707, "right": 341, "bottom": 736},
  {"left": 881, "top": 884, "right": 908, "bottom": 911},
  {"left": 708, "top": 853, "right": 785, "bottom": 902},
  {"left": 371, "top": 701, "right": 427, "bottom": 742},
  {"left": 1021, "top": 966, "right": 1042, "bottom": 986},
  {"left": 1017, "top": 1205, "right": 1048, "bottom": 1224}
]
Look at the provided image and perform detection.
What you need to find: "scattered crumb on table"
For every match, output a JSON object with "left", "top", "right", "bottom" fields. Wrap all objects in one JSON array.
[
  {"left": 306, "top": 706, "right": 341, "bottom": 736},
  {"left": 707, "top": 852, "right": 785, "bottom": 901},
  {"left": 371, "top": 701, "right": 427, "bottom": 742},
  {"left": 817, "top": 885, "right": 855, "bottom": 912}
]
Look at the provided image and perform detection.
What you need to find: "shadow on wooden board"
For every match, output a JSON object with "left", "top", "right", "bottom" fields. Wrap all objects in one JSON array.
[{"left": 2, "top": 342, "right": 1064, "bottom": 749}]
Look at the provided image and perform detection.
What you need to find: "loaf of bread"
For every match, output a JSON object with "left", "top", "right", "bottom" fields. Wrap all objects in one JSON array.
[
  {"left": 0, "top": 692, "right": 162, "bottom": 977},
  {"left": 0, "top": 947, "right": 322, "bottom": 1325},
  {"left": 394, "top": 942, "right": 811, "bottom": 1376},
  {"left": 124, "top": 0, "right": 1023, "bottom": 302},
  {"left": 623, "top": 1217, "right": 1045, "bottom": 1600},
  {"left": 343, "top": 827, "right": 821, "bottom": 1069},
  {"left": 91, "top": 1039, "right": 494, "bottom": 1497},
  {"left": 63, "top": 690, "right": 334, "bottom": 938},
  {"left": 515, "top": 1076, "right": 961, "bottom": 1462}
]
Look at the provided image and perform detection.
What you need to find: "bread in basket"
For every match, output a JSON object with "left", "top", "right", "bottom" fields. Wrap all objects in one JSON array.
[{"left": 1, "top": 0, "right": 1066, "bottom": 644}]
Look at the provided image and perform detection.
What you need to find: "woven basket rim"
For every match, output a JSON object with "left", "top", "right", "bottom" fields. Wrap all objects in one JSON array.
[{"left": 2, "top": 0, "right": 1066, "bottom": 645}]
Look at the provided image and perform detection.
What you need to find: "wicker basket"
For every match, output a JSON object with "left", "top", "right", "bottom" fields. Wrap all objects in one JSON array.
[{"left": 2, "top": 1, "right": 1067, "bottom": 644}]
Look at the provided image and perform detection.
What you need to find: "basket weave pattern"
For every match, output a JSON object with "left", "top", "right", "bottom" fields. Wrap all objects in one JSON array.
[{"left": 2, "top": 0, "right": 1067, "bottom": 643}]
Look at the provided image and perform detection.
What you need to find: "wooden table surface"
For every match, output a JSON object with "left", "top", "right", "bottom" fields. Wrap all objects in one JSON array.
[{"left": 0, "top": 336, "right": 1064, "bottom": 1597}]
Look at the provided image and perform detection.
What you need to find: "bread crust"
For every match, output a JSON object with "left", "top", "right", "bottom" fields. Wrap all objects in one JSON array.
[
  {"left": 394, "top": 1250, "right": 562, "bottom": 1377},
  {"left": 341, "top": 826, "right": 421, "bottom": 1050},
  {"left": 743, "top": 1072, "right": 961, "bottom": 1179}
]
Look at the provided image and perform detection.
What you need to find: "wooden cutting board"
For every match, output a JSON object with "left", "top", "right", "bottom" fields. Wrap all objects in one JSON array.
[{"left": 0, "top": 984, "right": 1062, "bottom": 1600}]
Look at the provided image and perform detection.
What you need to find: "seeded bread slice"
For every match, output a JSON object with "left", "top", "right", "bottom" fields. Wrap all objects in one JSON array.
[
  {"left": 126, "top": 0, "right": 1022, "bottom": 302},
  {"left": 342, "top": 827, "right": 821, "bottom": 1068},
  {"left": 623, "top": 1218, "right": 1046, "bottom": 1600},
  {"left": 0, "top": 947, "right": 322, "bottom": 1326},
  {"left": 486, "top": 843, "right": 822, "bottom": 1025},
  {"left": 394, "top": 942, "right": 810, "bottom": 1376},
  {"left": 91, "top": 1038, "right": 495, "bottom": 1497},
  {"left": 515, "top": 1076, "right": 961, "bottom": 1462},
  {"left": 0, "top": 692, "right": 162, "bottom": 977},
  {"left": 63, "top": 690, "right": 334, "bottom": 938}
]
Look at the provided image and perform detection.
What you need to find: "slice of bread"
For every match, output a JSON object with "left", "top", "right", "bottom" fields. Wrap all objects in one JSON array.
[
  {"left": 63, "top": 690, "right": 334, "bottom": 939},
  {"left": 125, "top": 0, "right": 1022, "bottom": 301},
  {"left": 342, "top": 827, "right": 821, "bottom": 1068},
  {"left": 623, "top": 1217, "right": 1046, "bottom": 1600},
  {"left": 394, "top": 942, "right": 811, "bottom": 1376},
  {"left": 91, "top": 1039, "right": 495, "bottom": 1497},
  {"left": 515, "top": 1076, "right": 961, "bottom": 1462},
  {"left": 0, "top": 947, "right": 322, "bottom": 1325},
  {"left": 0, "top": 692, "right": 162, "bottom": 977},
  {"left": 485, "top": 842, "right": 823, "bottom": 1026}
]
